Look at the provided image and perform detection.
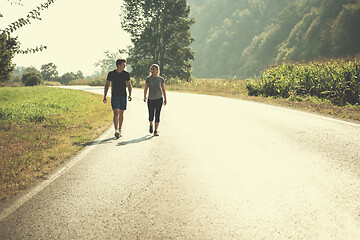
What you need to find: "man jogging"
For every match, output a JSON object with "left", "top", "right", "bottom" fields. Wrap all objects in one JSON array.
[{"left": 103, "top": 59, "right": 132, "bottom": 139}]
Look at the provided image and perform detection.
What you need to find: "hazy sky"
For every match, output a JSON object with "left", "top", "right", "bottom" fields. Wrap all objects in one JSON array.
[{"left": 0, "top": 0, "right": 132, "bottom": 76}]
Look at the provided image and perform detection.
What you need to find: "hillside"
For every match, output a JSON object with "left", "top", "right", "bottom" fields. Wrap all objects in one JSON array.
[{"left": 188, "top": 0, "right": 360, "bottom": 78}]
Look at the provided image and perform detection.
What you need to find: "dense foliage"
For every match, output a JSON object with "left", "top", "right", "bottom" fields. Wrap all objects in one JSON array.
[
  {"left": 246, "top": 58, "right": 360, "bottom": 106},
  {"left": 22, "top": 72, "right": 43, "bottom": 86},
  {"left": 40, "top": 63, "right": 58, "bottom": 81},
  {"left": 188, "top": 0, "right": 360, "bottom": 78},
  {"left": 121, "top": 0, "right": 194, "bottom": 80},
  {"left": 0, "top": 33, "right": 19, "bottom": 83},
  {"left": 8, "top": 64, "right": 84, "bottom": 86}
]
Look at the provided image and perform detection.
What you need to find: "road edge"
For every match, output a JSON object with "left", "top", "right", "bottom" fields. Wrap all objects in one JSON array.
[{"left": 0, "top": 126, "right": 114, "bottom": 222}]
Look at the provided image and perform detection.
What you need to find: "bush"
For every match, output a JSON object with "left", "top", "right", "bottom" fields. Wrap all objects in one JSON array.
[
  {"left": 22, "top": 72, "right": 42, "bottom": 86},
  {"left": 69, "top": 77, "right": 107, "bottom": 86},
  {"left": 60, "top": 72, "right": 76, "bottom": 85},
  {"left": 90, "top": 78, "right": 107, "bottom": 86},
  {"left": 246, "top": 58, "right": 360, "bottom": 106}
]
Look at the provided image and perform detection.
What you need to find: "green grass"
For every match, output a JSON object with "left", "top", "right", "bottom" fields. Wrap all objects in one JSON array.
[
  {"left": 166, "top": 78, "right": 249, "bottom": 95},
  {"left": 0, "top": 87, "right": 80, "bottom": 122},
  {"left": 0, "top": 87, "right": 113, "bottom": 200},
  {"left": 69, "top": 77, "right": 107, "bottom": 86}
]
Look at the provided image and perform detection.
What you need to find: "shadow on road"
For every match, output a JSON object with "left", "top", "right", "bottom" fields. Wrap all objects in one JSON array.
[
  {"left": 117, "top": 135, "right": 154, "bottom": 146},
  {"left": 80, "top": 137, "right": 115, "bottom": 147}
]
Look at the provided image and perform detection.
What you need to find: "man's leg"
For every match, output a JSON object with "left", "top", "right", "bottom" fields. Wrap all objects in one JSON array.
[
  {"left": 118, "top": 110, "right": 124, "bottom": 131},
  {"left": 117, "top": 96, "right": 127, "bottom": 134},
  {"left": 113, "top": 109, "right": 120, "bottom": 130},
  {"left": 113, "top": 109, "right": 121, "bottom": 139}
]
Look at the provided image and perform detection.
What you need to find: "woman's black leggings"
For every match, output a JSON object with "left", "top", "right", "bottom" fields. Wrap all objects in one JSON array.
[{"left": 147, "top": 98, "right": 163, "bottom": 123}]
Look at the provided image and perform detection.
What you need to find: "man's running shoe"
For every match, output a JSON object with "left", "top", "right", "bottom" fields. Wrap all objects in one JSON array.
[
  {"left": 154, "top": 131, "right": 159, "bottom": 136},
  {"left": 115, "top": 130, "right": 121, "bottom": 139},
  {"left": 149, "top": 125, "right": 153, "bottom": 133}
]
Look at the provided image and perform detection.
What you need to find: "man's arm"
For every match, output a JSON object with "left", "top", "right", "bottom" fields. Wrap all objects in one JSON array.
[
  {"left": 103, "top": 80, "right": 110, "bottom": 103},
  {"left": 127, "top": 80, "right": 132, "bottom": 101}
]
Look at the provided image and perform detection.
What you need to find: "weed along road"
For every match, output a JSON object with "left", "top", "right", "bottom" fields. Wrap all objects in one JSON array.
[{"left": 1, "top": 86, "right": 360, "bottom": 239}]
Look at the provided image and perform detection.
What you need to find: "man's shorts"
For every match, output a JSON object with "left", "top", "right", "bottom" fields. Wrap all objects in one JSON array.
[{"left": 111, "top": 96, "right": 127, "bottom": 110}]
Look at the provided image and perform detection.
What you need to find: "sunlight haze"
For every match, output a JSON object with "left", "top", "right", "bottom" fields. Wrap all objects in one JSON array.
[{"left": 0, "top": 0, "right": 131, "bottom": 76}]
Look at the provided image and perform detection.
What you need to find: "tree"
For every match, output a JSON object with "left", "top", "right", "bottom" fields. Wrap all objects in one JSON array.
[
  {"left": 60, "top": 72, "right": 76, "bottom": 85},
  {"left": 75, "top": 70, "right": 84, "bottom": 79},
  {"left": 0, "top": 0, "right": 56, "bottom": 82},
  {"left": 121, "top": 0, "right": 195, "bottom": 80},
  {"left": 94, "top": 49, "right": 127, "bottom": 75},
  {"left": 331, "top": 2, "right": 360, "bottom": 56},
  {"left": 1, "top": 0, "right": 56, "bottom": 54},
  {"left": 22, "top": 72, "right": 43, "bottom": 86},
  {"left": 187, "top": 0, "right": 360, "bottom": 78},
  {"left": 0, "top": 33, "right": 19, "bottom": 83},
  {"left": 41, "top": 63, "right": 58, "bottom": 81},
  {"left": 25, "top": 66, "right": 41, "bottom": 74}
]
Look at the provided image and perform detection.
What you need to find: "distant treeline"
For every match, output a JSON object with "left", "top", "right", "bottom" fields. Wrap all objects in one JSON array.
[{"left": 188, "top": 0, "right": 360, "bottom": 78}]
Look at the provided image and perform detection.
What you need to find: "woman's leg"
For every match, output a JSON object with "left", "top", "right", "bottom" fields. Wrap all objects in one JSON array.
[
  {"left": 154, "top": 98, "right": 163, "bottom": 131},
  {"left": 148, "top": 99, "right": 156, "bottom": 130}
]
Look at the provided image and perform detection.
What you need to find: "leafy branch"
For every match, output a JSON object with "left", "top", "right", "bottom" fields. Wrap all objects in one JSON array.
[
  {"left": 17, "top": 45, "right": 48, "bottom": 54},
  {"left": 1, "top": 0, "right": 56, "bottom": 54}
]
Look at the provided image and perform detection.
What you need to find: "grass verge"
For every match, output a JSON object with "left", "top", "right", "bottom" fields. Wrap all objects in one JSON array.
[
  {"left": 0, "top": 87, "right": 112, "bottom": 200},
  {"left": 69, "top": 77, "right": 106, "bottom": 86}
]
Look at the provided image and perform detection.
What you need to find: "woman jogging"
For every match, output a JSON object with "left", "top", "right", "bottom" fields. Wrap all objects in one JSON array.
[{"left": 143, "top": 64, "right": 167, "bottom": 136}]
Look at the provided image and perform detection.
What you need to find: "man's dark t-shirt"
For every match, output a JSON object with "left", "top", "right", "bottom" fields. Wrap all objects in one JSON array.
[{"left": 107, "top": 70, "right": 130, "bottom": 97}]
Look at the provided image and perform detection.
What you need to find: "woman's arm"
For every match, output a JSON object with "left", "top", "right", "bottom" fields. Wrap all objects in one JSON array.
[
  {"left": 144, "top": 82, "right": 149, "bottom": 102},
  {"left": 161, "top": 81, "right": 167, "bottom": 106}
]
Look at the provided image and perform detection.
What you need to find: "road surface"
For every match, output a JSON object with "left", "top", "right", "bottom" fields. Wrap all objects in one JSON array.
[{"left": 1, "top": 86, "right": 360, "bottom": 239}]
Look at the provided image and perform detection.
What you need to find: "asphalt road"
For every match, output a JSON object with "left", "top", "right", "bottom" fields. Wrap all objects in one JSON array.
[{"left": 1, "top": 86, "right": 360, "bottom": 239}]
